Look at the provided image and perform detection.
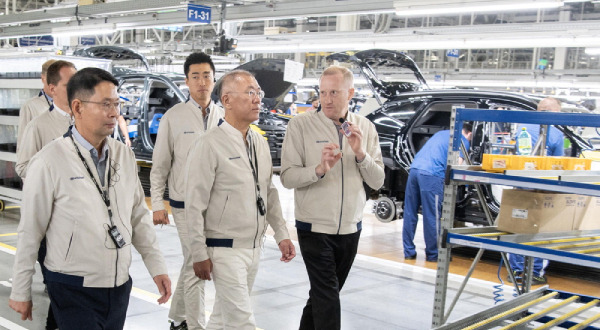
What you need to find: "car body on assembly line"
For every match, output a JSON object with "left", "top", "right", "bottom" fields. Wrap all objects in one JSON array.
[
  {"left": 74, "top": 46, "right": 295, "bottom": 195},
  {"left": 328, "top": 49, "right": 595, "bottom": 225}
]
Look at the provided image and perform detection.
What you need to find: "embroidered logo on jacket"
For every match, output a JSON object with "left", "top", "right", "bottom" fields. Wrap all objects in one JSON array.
[
  {"left": 183, "top": 131, "right": 195, "bottom": 134},
  {"left": 228, "top": 156, "right": 241, "bottom": 160},
  {"left": 70, "top": 176, "right": 84, "bottom": 180},
  {"left": 316, "top": 140, "right": 329, "bottom": 143}
]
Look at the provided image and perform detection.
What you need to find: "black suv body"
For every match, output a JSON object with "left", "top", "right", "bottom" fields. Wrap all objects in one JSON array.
[
  {"left": 328, "top": 49, "right": 593, "bottom": 224},
  {"left": 114, "top": 59, "right": 291, "bottom": 167}
]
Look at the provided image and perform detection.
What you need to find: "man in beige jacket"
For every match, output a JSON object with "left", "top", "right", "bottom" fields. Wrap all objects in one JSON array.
[
  {"left": 280, "top": 65, "right": 385, "bottom": 330},
  {"left": 16, "top": 60, "right": 76, "bottom": 179},
  {"left": 185, "top": 70, "right": 295, "bottom": 330},
  {"left": 17, "top": 59, "right": 56, "bottom": 148},
  {"left": 150, "top": 52, "right": 224, "bottom": 330},
  {"left": 9, "top": 67, "right": 171, "bottom": 329}
]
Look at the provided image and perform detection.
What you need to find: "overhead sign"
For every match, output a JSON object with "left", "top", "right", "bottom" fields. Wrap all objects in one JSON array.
[
  {"left": 187, "top": 4, "right": 211, "bottom": 23},
  {"left": 19, "top": 35, "right": 54, "bottom": 46},
  {"left": 446, "top": 49, "right": 460, "bottom": 58},
  {"left": 156, "top": 26, "right": 184, "bottom": 33}
]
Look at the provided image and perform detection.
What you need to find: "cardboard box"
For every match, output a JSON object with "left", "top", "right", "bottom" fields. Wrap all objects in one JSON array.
[
  {"left": 497, "top": 189, "right": 576, "bottom": 234},
  {"left": 573, "top": 196, "right": 600, "bottom": 231}
]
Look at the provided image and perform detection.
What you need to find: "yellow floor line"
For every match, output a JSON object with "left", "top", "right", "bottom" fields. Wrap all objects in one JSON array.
[
  {"left": 0, "top": 240, "right": 264, "bottom": 330},
  {"left": 0, "top": 233, "right": 17, "bottom": 237},
  {"left": 0, "top": 242, "right": 16, "bottom": 251}
]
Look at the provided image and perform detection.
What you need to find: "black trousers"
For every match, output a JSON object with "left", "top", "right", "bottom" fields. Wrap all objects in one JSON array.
[
  {"left": 37, "top": 237, "right": 58, "bottom": 330},
  {"left": 47, "top": 276, "right": 132, "bottom": 330},
  {"left": 297, "top": 229, "right": 361, "bottom": 330}
]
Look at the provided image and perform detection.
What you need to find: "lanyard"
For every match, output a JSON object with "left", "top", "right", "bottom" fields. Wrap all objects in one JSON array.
[
  {"left": 247, "top": 136, "right": 261, "bottom": 197},
  {"left": 69, "top": 134, "right": 113, "bottom": 224}
]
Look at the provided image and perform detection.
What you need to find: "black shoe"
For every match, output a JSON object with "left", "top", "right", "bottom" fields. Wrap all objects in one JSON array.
[
  {"left": 506, "top": 271, "right": 522, "bottom": 284},
  {"left": 170, "top": 320, "right": 188, "bottom": 330},
  {"left": 426, "top": 256, "right": 438, "bottom": 262},
  {"left": 532, "top": 275, "right": 547, "bottom": 285},
  {"left": 405, "top": 253, "right": 417, "bottom": 260}
]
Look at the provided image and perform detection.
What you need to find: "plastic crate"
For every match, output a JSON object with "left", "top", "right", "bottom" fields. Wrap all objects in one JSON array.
[
  {"left": 513, "top": 156, "right": 543, "bottom": 170},
  {"left": 481, "top": 154, "right": 512, "bottom": 172},
  {"left": 566, "top": 157, "right": 592, "bottom": 171},
  {"left": 542, "top": 157, "right": 568, "bottom": 170}
]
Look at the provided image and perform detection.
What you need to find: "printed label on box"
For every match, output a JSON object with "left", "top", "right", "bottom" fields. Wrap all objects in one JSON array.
[
  {"left": 512, "top": 209, "right": 528, "bottom": 219},
  {"left": 493, "top": 159, "right": 507, "bottom": 169},
  {"left": 524, "top": 162, "right": 537, "bottom": 170}
]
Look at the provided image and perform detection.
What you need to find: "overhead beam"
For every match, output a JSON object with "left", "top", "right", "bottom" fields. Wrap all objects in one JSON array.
[{"left": 0, "top": 0, "right": 395, "bottom": 35}]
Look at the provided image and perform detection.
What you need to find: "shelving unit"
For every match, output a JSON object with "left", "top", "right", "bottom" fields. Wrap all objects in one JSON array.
[
  {"left": 0, "top": 113, "right": 22, "bottom": 204},
  {"left": 432, "top": 108, "right": 600, "bottom": 329}
]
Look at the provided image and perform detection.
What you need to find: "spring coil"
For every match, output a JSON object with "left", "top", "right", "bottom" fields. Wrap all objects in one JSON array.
[{"left": 494, "top": 258, "right": 518, "bottom": 305}]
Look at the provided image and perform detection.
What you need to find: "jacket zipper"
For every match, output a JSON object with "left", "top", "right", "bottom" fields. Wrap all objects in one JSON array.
[
  {"left": 337, "top": 130, "right": 344, "bottom": 234},
  {"left": 115, "top": 246, "right": 119, "bottom": 287},
  {"left": 253, "top": 182, "right": 259, "bottom": 248}
]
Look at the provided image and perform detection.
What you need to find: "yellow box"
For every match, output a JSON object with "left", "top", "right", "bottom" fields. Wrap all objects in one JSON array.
[
  {"left": 512, "top": 156, "right": 543, "bottom": 171},
  {"left": 482, "top": 154, "right": 512, "bottom": 172},
  {"left": 566, "top": 157, "right": 592, "bottom": 171},
  {"left": 542, "top": 157, "right": 568, "bottom": 170}
]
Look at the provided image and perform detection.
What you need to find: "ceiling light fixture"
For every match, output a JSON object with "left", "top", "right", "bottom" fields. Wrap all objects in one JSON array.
[
  {"left": 51, "top": 25, "right": 115, "bottom": 38},
  {"left": 395, "top": 0, "right": 564, "bottom": 16}
]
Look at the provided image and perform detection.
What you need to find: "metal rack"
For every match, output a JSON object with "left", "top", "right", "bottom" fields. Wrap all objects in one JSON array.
[{"left": 432, "top": 108, "right": 600, "bottom": 329}]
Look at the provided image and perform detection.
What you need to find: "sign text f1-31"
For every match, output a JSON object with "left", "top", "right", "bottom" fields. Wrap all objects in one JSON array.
[{"left": 188, "top": 4, "right": 211, "bottom": 23}]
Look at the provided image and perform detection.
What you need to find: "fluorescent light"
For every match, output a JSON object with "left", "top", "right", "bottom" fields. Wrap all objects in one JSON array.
[
  {"left": 585, "top": 48, "right": 600, "bottom": 55},
  {"left": 51, "top": 25, "right": 115, "bottom": 37},
  {"left": 395, "top": 0, "right": 563, "bottom": 16}
]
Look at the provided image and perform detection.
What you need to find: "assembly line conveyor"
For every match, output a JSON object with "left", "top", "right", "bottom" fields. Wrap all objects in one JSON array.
[{"left": 432, "top": 108, "right": 600, "bottom": 329}]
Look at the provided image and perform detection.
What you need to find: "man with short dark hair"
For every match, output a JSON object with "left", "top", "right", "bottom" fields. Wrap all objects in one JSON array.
[
  {"left": 186, "top": 69, "right": 295, "bottom": 329},
  {"left": 402, "top": 123, "right": 472, "bottom": 262},
  {"left": 150, "top": 52, "right": 223, "bottom": 330},
  {"left": 17, "top": 59, "right": 56, "bottom": 148},
  {"left": 16, "top": 60, "right": 77, "bottom": 178},
  {"left": 9, "top": 68, "right": 171, "bottom": 329},
  {"left": 280, "top": 65, "right": 385, "bottom": 330}
]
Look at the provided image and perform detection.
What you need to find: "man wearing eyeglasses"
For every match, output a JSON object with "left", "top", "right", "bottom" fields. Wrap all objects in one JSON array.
[
  {"left": 280, "top": 65, "right": 385, "bottom": 330},
  {"left": 185, "top": 70, "right": 295, "bottom": 329},
  {"left": 150, "top": 52, "right": 224, "bottom": 330},
  {"left": 16, "top": 60, "right": 77, "bottom": 179},
  {"left": 9, "top": 67, "right": 171, "bottom": 329}
]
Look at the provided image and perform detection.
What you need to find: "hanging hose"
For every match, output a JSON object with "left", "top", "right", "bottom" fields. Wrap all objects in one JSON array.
[
  {"left": 493, "top": 258, "right": 506, "bottom": 305},
  {"left": 494, "top": 258, "right": 519, "bottom": 305}
]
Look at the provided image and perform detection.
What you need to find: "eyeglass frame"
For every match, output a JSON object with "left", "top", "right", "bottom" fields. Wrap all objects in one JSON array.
[
  {"left": 80, "top": 100, "right": 121, "bottom": 113},
  {"left": 227, "top": 89, "right": 265, "bottom": 99}
]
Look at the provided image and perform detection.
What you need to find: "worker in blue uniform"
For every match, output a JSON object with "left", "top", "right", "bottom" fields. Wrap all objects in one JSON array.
[
  {"left": 403, "top": 122, "right": 472, "bottom": 262},
  {"left": 509, "top": 97, "right": 564, "bottom": 285}
]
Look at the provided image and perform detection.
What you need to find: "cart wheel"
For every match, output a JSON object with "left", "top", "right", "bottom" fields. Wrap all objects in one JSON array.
[{"left": 0, "top": 200, "right": 5, "bottom": 212}]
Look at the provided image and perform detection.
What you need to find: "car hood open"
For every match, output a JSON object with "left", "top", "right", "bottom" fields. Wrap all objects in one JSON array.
[
  {"left": 212, "top": 58, "right": 300, "bottom": 110},
  {"left": 73, "top": 46, "right": 150, "bottom": 71},
  {"left": 327, "top": 49, "right": 429, "bottom": 101}
]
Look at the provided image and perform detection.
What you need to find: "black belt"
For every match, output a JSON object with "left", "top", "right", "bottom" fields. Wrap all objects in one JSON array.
[
  {"left": 169, "top": 199, "right": 185, "bottom": 209},
  {"left": 206, "top": 238, "right": 234, "bottom": 247}
]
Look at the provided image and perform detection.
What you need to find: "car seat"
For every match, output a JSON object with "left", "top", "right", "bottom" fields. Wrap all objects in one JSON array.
[{"left": 149, "top": 113, "right": 163, "bottom": 144}]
